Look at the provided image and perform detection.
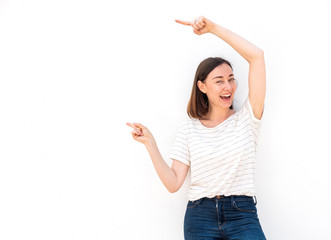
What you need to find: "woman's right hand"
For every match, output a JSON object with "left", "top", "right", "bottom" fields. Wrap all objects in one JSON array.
[
  {"left": 126, "top": 122, "right": 155, "bottom": 146},
  {"left": 175, "top": 16, "right": 216, "bottom": 36}
]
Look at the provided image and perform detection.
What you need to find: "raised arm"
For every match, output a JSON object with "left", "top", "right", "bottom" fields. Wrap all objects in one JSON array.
[{"left": 176, "top": 16, "right": 266, "bottom": 119}]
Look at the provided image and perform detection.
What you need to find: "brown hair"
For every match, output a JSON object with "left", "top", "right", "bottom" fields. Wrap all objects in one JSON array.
[{"left": 187, "top": 57, "right": 233, "bottom": 119}]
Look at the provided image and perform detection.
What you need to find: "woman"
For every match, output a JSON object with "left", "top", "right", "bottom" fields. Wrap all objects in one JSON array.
[{"left": 127, "top": 16, "right": 266, "bottom": 240}]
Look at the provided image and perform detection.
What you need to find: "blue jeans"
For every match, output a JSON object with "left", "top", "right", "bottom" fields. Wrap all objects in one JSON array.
[{"left": 184, "top": 195, "right": 266, "bottom": 240}]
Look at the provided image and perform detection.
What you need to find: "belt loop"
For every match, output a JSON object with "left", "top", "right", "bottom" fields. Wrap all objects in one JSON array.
[
  {"left": 254, "top": 196, "right": 257, "bottom": 205},
  {"left": 231, "top": 196, "right": 235, "bottom": 207}
]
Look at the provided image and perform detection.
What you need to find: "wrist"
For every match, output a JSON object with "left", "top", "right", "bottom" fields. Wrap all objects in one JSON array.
[
  {"left": 209, "top": 22, "right": 220, "bottom": 35},
  {"left": 145, "top": 139, "right": 157, "bottom": 151}
]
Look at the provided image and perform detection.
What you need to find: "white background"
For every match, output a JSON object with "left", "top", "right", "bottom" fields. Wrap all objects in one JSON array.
[{"left": 1, "top": 0, "right": 331, "bottom": 239}]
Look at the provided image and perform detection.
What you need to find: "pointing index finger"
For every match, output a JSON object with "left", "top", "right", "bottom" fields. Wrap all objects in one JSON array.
[
  {"left": 133, "top": 122, "right": 145, "bottom": 130},
  {"left": 126, "top": 122, "right": 136, "bottom": 129},
  {"left": 175, "top": 19, "right": 191, "bottom": 26}
]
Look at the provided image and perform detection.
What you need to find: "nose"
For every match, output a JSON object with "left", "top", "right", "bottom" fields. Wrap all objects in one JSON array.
[{"left": 223, "top": 81, "right": 233, "bottom": 90}]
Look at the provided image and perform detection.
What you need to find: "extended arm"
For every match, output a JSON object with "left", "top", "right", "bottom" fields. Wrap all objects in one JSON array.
[
  {"left": 127, "top": 122, "right": 189, "bottom": 193},
  {"left": 146, "top": 140, "right": 189, "bottom": 193},
  {"left": 176, "top": 17, "right": 266, "bottom": 119}
]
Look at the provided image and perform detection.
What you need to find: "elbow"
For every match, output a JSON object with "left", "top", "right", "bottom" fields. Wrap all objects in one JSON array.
[
  {"left": 167, "top": 186, "right": 180, "bottom": 193},
  {"left": 256, "top": 49, "right": 264, "bottom": 58},
  {"left": 249, "top": 49, "right": 264, "bottom": 63}
]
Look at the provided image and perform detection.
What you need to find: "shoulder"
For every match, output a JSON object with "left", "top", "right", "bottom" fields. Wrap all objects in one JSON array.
[
  {"left": 176, "top": 117, "right": 200, "bottom": 133},
  {"left": 236, "top": 97, "right": 262, "bottom": 124}
]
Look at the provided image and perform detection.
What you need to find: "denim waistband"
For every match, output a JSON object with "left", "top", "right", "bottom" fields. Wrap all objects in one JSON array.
[
  {"left": 208, "top": 195, "right": 252, "bottom": 200},
  {"left": 205, "top": 195, "right": 257, "bottom": 204}
]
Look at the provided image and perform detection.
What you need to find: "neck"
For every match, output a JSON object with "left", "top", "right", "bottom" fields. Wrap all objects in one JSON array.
[{"left": 202, "top": 105, "right": 233, "bottom": 121}]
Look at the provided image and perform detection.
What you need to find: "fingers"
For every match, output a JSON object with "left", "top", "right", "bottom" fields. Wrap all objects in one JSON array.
[
  {"left": 131, "top": 128, "right": 141, "bottom": 136},
  {"left": 132, "top": 122, "right": 146, "bottom": 130},
  {"left": 126, "top": 122, "right": 143, "bottom": 135},
  {"left": 193, "top": 17, "right": 206, "bottom": 32},
  {"left": 175, "top": 19, "right": 191, "bottom": 26},
  {"left": 126, "top": 122, "right": 143, "bottom": 130},
  {"left": 176, "top": 16, "right": 207, "bottom": 35},
  {"left": 126, "top": 122, "right": 135, "bottom": 128},
  {"left": 195, "top": 16, "right": 206, "bottom": 29},
  {"left": 131, "top": 131, "right": 142, "bottom": 141}
]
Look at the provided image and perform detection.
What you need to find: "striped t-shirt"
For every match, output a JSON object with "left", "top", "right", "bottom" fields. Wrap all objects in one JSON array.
[{"left": 169, "top": 97, "right": 262, "bottom": 201}]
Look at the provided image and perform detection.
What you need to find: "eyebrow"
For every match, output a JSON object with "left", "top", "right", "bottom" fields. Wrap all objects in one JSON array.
[{"left": 212, "top": 74, "right": 234, "bottom": 79}]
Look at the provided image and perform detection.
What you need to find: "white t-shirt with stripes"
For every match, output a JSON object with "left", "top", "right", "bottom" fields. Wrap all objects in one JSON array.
[{"left": 169, "top": 97, "right": 262, "bottom": 201}]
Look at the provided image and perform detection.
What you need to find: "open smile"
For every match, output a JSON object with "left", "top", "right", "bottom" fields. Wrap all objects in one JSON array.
[{"left": 220, "top": 94, "right": 232, "bottom": 101}]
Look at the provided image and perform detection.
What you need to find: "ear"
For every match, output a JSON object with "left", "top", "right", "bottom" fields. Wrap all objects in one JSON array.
[{"left": 197, "top": 80, "right": 206, "bottom": 93}]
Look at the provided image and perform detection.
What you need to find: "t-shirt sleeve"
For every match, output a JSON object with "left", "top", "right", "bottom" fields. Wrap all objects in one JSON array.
[
  {"left": 238, "top": 97, "right": 263, "bottom": 149},
  {"left": 169, "top": 122, "right": 191, "bottom": 166},
  {"left": 242, "top": 97, "right": 263, "bottom": 126}
]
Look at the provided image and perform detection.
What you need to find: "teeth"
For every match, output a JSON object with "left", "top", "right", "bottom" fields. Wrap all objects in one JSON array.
[{"left": 221, "top": 94, "right": 231, "bottom": 97}]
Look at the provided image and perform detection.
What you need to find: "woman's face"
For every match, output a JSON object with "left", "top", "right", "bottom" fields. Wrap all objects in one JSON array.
[{"left": 198, "top": 64, "right": 237, "bottom": 110}]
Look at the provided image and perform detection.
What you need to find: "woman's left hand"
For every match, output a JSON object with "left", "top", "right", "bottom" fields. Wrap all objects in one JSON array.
[{"left": 175, "top": 16, "right": 215, "bottom": 35}]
